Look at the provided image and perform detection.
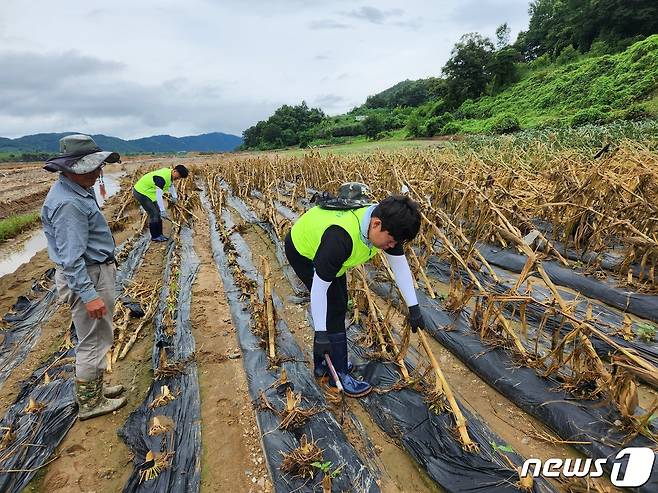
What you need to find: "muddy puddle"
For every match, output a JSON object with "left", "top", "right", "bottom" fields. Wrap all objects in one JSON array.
[{"left": 0, "top": 170, "right": 124, "bottom": 277}]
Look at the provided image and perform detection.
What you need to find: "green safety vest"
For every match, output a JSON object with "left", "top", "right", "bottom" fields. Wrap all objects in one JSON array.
[
  {"left": 291, "top": 206, "right": 379, "bottom": 277},
  {"left": 134, "top": 168, "right": 172, "bottom": 201}
]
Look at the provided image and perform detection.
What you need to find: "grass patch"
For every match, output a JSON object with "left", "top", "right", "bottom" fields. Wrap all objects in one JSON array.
[
  {"left": 261, "top": 137, "right": 443, "bottom": 157},
  {"left": 0, "top": 212, "right": 41, "bottom": 241}
]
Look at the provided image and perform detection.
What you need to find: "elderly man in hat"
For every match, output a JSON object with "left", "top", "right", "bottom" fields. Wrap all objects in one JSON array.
[
  {"left": 41, "top": 134, "right": 126, "bottom": 420},
  {"left": 284, "top": 182, "right": 426, "bottom": 398}
]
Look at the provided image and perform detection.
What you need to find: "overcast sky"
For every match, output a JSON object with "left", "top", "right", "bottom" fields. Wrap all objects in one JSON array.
[{"left": 0, "top": 0, "right": 530, "bottom": 139}]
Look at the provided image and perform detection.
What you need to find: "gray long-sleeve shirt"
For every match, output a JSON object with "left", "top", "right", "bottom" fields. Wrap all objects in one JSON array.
[{"left": 41, "top": 174, "right": 115, "bottom": 303}]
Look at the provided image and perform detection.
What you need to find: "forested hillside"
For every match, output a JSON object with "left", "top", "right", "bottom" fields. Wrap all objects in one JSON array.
[{"left": 241, "top": 0, "right": 658, "bottom": 150}]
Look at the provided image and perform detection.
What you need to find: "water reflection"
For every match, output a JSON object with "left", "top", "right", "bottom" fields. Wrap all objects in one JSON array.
[{"left": 0, "top": 170, "right": 124, "bottom": 277}]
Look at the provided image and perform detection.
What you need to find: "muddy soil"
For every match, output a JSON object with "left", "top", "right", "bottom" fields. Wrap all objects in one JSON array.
[{"left": 0, "top": 164, "right": 54, "bottom": 220}]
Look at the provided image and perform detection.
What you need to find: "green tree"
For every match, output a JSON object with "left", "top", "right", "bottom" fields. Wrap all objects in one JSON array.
[
  {"left": 363, "top": 114, "right": 385, "bottom": 139},
  {"left": 405, "top": 111, "right": 423, "bottom": 138},
  {"left": 496, "top": 23, "right": 511, "bottom": 49},
  {"left": 489, "top": 47, "right": 520, "bottom": 93},
  {"left": 517, "top": 0, "right": 658, "bottom": 60},
  {"left": 442, "top": 33, "right": 495, "bottom": 108},
  {"left": 262, "top": 123, "right": 282, "bottom": 145},
  {"left": 241, "top": 101, "right": 326, "bottom": 149}
]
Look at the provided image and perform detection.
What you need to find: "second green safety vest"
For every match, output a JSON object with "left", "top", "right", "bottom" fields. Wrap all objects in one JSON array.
[
  {"left": 134, "top": 168, "right": 172, "bottom": 201},
  {"left": 290, "top": 206, "right": 379, "bottom": 277}
]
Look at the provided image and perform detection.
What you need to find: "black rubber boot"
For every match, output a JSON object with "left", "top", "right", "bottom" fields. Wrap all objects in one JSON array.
[
  {"left": 313, "top": 331, "right": 332, "bottom": 376},
  {"left": 150, "top": 220, "right": 168, "bottom": 241},
  {"left": 149, "top": 219, "right": 163, "bottom": 239},
  {"left": 326, "top": 332, "right": 371, "bottom": 398}
]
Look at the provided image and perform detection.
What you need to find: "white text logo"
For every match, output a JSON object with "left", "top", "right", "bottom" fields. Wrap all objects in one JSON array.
[{"left": 521, "top": 448, "right": 655, "bottom": 487}]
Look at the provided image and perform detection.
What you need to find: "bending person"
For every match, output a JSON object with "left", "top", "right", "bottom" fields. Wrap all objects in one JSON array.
[
  {"left": 284, "top": 185, "right": 426, "bottom": 398},
  {"left": 132, "top": 164, "right": 189, "bottom": 241}
]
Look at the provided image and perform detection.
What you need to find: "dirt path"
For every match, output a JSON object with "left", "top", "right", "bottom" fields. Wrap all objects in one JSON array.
[{"left": 191, "top": 205, "right": 271, "bottom": 493}]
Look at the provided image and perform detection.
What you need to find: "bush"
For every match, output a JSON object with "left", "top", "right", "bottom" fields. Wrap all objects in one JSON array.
[
  {"left": 363, "top": 114, "right": 385, "bottom": 139},
  {"left": 528, "top": 53, "right": 551, "bottom": 70},
  {"left": 331, "top": 123, "right": 364, "bottom": 137},
  {"left": 622, "top": 103, "right": 651, "bottom": 121},
  {"left": 570, "top": 107, "right": 608, "bottom": 127},
  {"left": 454, "top": 99, "right": 492, "bottom": 119},
  {"left": 426, "top": 113, "right": 455, "bottom": 136},
  {"left": 490, "top": 113, "right": 521, "bottom": 134},
  {"left": 588, "top": 40, "right": 612, "bottom": 57},
  {"left": 441, "top": 122, "right": 461, "bottom": 135},
  {"left": 428, "top": 99, "right": 447, "bottom": 117},
  {"left": 405, "top": 111, "right": 424, "bottom": 138},
  {"left": 556, "top": 45, "right": 580, "bottom": 65}
]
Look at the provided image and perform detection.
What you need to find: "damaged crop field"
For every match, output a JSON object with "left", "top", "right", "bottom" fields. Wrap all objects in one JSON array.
[{"left": 0, "top": 138, "right": 657, "bottom": 493}]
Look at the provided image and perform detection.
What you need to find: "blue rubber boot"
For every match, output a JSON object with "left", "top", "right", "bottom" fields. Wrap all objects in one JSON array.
[{"left": 327, "top": 332, "right": 372, "bottom": 398}]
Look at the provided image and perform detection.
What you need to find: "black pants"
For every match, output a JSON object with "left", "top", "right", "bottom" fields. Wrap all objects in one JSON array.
[
  {"left": 132, "top": 188, "right": 162, "bottom": 238},
  {"left": 284, "top": 232, "right": 347, "bottom": 334}
]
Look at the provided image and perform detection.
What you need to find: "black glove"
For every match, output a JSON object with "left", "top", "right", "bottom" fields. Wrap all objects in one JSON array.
[
  {"left": 313, "top": 331, "right": 332, "bottom": 355},
  {"left": 408, "top": 304, "right": 425, "bottom": 333}
]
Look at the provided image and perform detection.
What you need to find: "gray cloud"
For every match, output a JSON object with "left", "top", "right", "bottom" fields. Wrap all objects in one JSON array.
[
  {"left": 343, "top": 6, "right": 404, "bottom": 25},
  {"left": 0, "top": 50, "right": 279, "bottom": 138},
  {"left": 393, "top": 17, "right": 423, "bottom": 29},
  {"left": 313, "top": 94, "right": 345, "bottom": 106},
  {"left": 314, "top": 54, "right": 330, "bottom": 60},
  {"left": 448, "top": 0, "right": 529, "bottom": 33},
  {"left": 0, "top": 51, "right": 124, "bottom": 91},
  {"left": 309, "top": 19, "right": 350, "bottom": 30}
]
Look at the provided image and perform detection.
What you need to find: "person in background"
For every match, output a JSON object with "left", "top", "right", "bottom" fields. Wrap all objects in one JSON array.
[
  {"left": 284, "top": 183, "right": 426, "bottom": 398},
  {"left": 132, "top": 165, "right": 189, "bottom": 241},
  {"left": 41, "top": 134, "right": 127, "bottom": 420}
]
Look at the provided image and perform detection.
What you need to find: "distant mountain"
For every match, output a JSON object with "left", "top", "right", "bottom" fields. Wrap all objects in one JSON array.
[{"left": 0, "top": 132, "right": 243, "bottom": 154}]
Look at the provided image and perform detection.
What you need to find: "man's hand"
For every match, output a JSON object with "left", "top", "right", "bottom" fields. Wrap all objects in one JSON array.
[
  {"left": 85, "top": 297, "right": 107, "bottom": 320},
  {"left": 170, "top": 197, "right": 178, "bottom": 205},
  {"left": 160, "top": 209, "right": 169, "bottom": 220},
  {"left": 408, "top": 304, "right": 425, "bottom": 333}
]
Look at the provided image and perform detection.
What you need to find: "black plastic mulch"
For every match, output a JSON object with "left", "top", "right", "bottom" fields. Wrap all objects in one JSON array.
[
  {"left": 118, "top": 227, "right": 202, "bottom": 492},
  {"left": 347, "top": 321, "right": 556, "bottom": 493},
  {"left": 425, "top": 256, "right": 658, "bottom": 368},
  {"left": 201, "top": 189, "right": 380, "bottom": 493},
  {"left": 0, "top": 268, "right": 59, "bottom": 389},
  {"left": 477, "top": 243, "right": 658, "bottom": 324},
  {"left": 366, "top": 278, "right": 658, "bottom": 493}
]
